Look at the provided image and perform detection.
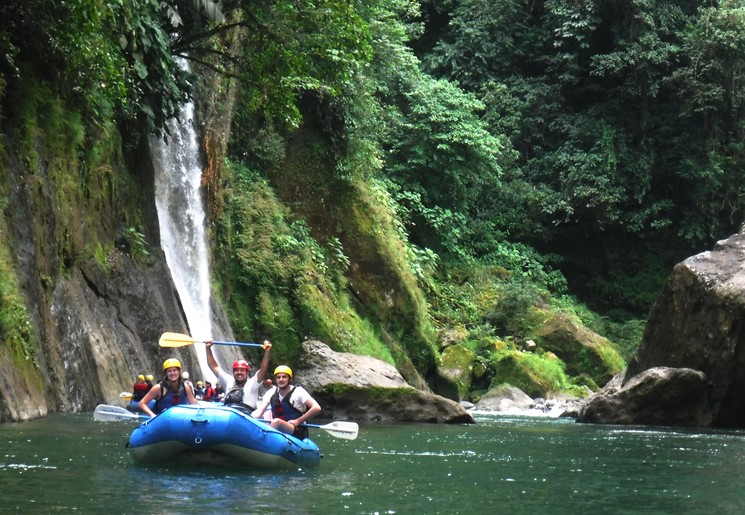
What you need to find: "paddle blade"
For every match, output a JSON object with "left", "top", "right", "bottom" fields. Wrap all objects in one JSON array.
[
  {"left": 119, "top": 391, "right": 133, "bottom": 400},
  {"left": 93, "top": 404, "right": 145, "bottom": 422},
  {"left": 160, "top": 333, "right": 263, "bottom": 348},
  {"left": 159, "top": 332, "right": 198, "bottom": 348},
  {"left": 317, "top": 421, "right": 359, "bottom": 440}
]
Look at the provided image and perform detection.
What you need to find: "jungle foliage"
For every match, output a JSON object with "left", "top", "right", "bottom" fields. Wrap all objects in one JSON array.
[{"left": 416, "top": 0, "right": 745, "bottom": 315}]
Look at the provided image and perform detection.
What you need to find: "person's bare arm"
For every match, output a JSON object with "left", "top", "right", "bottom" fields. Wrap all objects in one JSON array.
[
  {"left": 255, "top": 341, "right": 272, "bottom": 382},
  {"left": 139, "top": 384, "right": 160, "bottom": 417},
  {"left": 293, "top": 397, "right": 322, "bottom": 426},
  {"left": 205, "top": 341, "right": 221, "bottom": 375},
  {"left": 185, "top": 382, "right": 198, "bottom": 404},
  {"left": 252, "top": 387, "right": 273, "bottom": 418}
]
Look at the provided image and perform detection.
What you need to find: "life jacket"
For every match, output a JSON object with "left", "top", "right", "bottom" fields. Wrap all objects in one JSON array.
[
  {"left": 223, "top": 385, "right": 247, "bottom": 407},
  {"left": 223, "top": 376, "right": 260, "bottom": 410},
  {"left": 154, "top": 380, "right": 188, "bottom": 414},
  {"left": 270, "top": 386, "right": 308, "bottom": 439},
  {"left": 132, "top": 382, "right": 149, "bottom": 401}
]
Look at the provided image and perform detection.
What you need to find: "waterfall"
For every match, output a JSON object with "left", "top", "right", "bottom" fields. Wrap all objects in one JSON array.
[{"left": 151, "top": 97, "right": 216, "bottom": 383}]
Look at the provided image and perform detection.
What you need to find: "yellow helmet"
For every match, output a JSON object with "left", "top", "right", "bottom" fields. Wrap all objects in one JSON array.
[
  {"left": 274, "top": 365, "right": 293, "bottom": 378},
  {"left": 163, "top": 358, "right": 181, "bottom": 371},
  {"left": 145, "top": 374, "right": 154, "bottom": 382},
  {"left": 137, "top": 374, "right": 145, "bottom": 381}
]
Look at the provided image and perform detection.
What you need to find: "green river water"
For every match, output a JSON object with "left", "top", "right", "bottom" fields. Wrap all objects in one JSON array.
[{"left": 1, "top": 411, "right": 744, "bottom": 514}]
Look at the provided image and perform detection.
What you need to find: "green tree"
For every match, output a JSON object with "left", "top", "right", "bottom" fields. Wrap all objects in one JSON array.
[
  {"left": 384, "top": 77, "right": 505, "bottom": 258},
  {"left": 0, "top": 0, "right": 191, "bottom": 134},
  {"left": 665, "top": 1, "right": 745, "bottom": 243},
  {"left": 416, "top": 0, "right": 745, "bottom": 314}
]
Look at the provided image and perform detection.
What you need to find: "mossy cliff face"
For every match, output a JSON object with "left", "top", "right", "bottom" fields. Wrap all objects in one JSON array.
[
  {"left": 266, "top": 95, "right": 438, "bottom": 386},
  {"left": 0, "top": 78, "right": 215, "bottom": 421}
]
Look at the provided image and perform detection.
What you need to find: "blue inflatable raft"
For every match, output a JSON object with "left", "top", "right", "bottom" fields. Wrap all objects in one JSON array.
[{"left": 126, "top": 404, "right": 321, "bottom": 469}]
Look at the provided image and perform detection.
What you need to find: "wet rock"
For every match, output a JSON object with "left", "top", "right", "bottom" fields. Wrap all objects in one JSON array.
[
  {"left": 577, "top": 367, "right": 712, "bottom": 427},
  {"left": 473, "top": 385, "right": 533, "bottom": 412},
  {"left": 533, "top": 313, "right": 624, "bottom": 387},
  {"left": 579, "top": 231, "right": 745, "bottom": 428},
  {"left": 296, "top": 340, "right": 474, "bottom": 424}
]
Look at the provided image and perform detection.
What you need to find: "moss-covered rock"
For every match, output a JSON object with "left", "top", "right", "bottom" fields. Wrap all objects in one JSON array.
[
  {"left": 490, "top": 349, "right": 569, "bottom": 398},
  {"left": 212, "top": 165, "right": 402, "bottom": 368},
  {"left": 438, "top": 325, "right": 468, "bottom": 350},
  {"left": 532, "top": 312, "right": 625, "bottom": 387},
  {"left": 294, "top": 340, "right": 473, "bottom": 423},
  {"left": 432, "top": 344, "right": 474, "bottom": 401},
  {"left": 312, "top": 384, "right": 474, "bottom": 423}
]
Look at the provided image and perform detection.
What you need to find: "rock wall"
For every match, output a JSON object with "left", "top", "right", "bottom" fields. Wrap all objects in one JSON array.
[{"left": 0, "top": 103, "right": 233, "bottom": 421}]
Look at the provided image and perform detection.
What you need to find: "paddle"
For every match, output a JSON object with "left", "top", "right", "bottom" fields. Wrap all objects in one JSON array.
[
  {"left": 159, "top": 331, "right": 264, "bottom": 348},
  {"left": 93, "top": 404, "right": 149, "bottom": 422},
  {"left": 119, "top": 391, "right": 133, "bottom": 400},
  {"left": 302, "top": 421, "right": 359, "bottom": 441},
  {"left": 243, "top": 411, "right": 359, "bottom": 440}
]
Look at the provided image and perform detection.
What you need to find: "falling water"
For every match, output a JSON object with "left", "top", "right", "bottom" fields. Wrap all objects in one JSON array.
[{"left": 151, "top": 94, "right": 215, "bottom": 382}]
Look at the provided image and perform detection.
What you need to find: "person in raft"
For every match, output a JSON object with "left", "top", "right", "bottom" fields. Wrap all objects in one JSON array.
[
  {"left": 205, "top": 340, "right": 272, "bottom": 411},
  {"left": 193, "top": 380, "right": 205, "bottom": 400},
  {"left": 139, "top": 358, "right": 198, "bottom": 417},
  {"left": 252, "top": 365, "right": 321, "bottom": 440},
  {"left": 131, "top": 374, "right": 149, "bottom": 402},
  {"left": 202, "top": 381, "right": 216, "bottom": 401}
]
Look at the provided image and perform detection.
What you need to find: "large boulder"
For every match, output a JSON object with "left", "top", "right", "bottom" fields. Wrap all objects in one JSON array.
[
  {"left": 533, "top": 313, "right": 625, "bottom": 387},
  {"left": 577, "top": 367, "right": 712, "bottom": 426},
  {"left": 431, "top": 344, "right": 475, "bottom": 401},
  {"left": 296, "top": 340, "right": 474, "bottom": 424},
  {"left": 578, "top": 231, "right": 745, "bottom": 428},
  {"left": 296, "top": 340, "right": 409, "bottom": 389},
  {"left": 473, "top": 384, "right": 533, "bottom": 412}
]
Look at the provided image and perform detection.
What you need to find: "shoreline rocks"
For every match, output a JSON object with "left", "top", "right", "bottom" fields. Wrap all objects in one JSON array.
[
  {"left": 575, "top": 230, "right": 745, "bottom": 428},
  {"left": 470, "top": 384, "right": 582, "bottom": 418}
]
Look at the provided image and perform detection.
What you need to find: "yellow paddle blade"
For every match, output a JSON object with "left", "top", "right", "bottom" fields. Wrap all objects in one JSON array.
[{"left": 159, "top": 332, "right": 199, "bottom": 347}]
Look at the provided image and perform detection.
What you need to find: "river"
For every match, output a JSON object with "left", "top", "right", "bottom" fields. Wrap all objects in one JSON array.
[{"left": 1, "top": 412, "right": 744, "bottom": 513}]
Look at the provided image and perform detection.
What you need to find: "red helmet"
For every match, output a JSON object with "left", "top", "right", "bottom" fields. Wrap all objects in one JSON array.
[{"left": 232, "top": 359, "right": 250, "bottom": 371}]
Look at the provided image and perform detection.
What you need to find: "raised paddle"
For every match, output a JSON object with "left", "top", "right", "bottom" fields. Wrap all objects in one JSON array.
[
  {"left": 159, "top": 331, "right": 264, "bottom": 348},
  {"left": 93, "top": 404, "right": 149, "bottom": 422}
]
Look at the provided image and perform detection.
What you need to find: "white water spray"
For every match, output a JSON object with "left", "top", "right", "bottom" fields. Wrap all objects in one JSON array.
[{"left": 151, "top": 95, "right": 216, "bottom": 383}]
